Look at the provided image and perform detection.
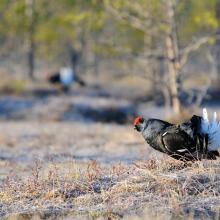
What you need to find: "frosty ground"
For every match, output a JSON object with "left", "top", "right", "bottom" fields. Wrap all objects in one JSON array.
[{"left": 0, "top": 94, "right": 220, "bottom": 219}]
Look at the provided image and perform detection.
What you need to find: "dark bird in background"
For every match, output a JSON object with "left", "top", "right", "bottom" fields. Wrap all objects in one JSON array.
[
  {"left": 134, "top": 109, "right": 220, "bottom": 161},
  {"left": 48, "top": 67, "right": 85, "bottom": 92}
]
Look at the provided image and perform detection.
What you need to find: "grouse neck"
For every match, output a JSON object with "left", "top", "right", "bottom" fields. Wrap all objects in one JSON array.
[{"left": 142, "top": 119, "right": 172, "bottom": 140}]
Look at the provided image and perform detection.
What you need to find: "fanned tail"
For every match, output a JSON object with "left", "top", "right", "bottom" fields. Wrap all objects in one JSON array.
[{"left": 201, "top": 108, "right": 220, "bottom": 151}]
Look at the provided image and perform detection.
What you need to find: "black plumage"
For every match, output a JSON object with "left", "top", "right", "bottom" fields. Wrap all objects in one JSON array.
[
  {"left": 47, "top": 68, "right": 85, "bottom": 92},
  {"left": 134, "top": 115, "right": 220, "bottom": 161},
  {"left": 48, "top": 72, "right": 61, "bottom": 84}
]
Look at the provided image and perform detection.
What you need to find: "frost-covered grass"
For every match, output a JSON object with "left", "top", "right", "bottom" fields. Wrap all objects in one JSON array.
[
  {"left": 2, "top": 155, "right": 220, "bottom": 219},
  {"left": 0, "top": 122, "right": 220, "bottom": 219}
]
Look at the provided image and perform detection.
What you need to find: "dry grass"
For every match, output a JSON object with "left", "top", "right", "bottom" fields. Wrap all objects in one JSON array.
[
  {"left": 0, "top": 121, "right": 219, "bottom": 219},
  {"left": 1, "top": 157, "right": 220, "bottom": 219}
]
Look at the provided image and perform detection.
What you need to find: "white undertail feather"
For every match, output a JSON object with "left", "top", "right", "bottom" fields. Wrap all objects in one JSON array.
[
  {"left": 60, "top": 67, "right": 74, "bottom": 86},
  {"left": 201, "top": 108, "right": 220, "bottom": 151}
]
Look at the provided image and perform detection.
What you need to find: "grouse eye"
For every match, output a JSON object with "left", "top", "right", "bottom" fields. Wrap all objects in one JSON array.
[{"left": 139, "top": 118, "right": 144, "bottom": 123}]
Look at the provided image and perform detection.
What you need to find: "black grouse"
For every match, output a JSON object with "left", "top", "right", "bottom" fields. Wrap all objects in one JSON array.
[
  {"left": 48, "top": 67, "right": 85, "bottom": 92},
  {"left": 134, "top": 109, "right": 220, "bottom": 161}
]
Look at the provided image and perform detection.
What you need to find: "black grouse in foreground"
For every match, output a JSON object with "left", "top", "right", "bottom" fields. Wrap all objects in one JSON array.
[{"left": 134, "top": 109, "right": 220, "bottom": 161}]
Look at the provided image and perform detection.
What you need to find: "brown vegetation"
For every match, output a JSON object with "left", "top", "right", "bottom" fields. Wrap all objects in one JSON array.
[{"left": 1, "top": 156, "right": 220, "bottom": 219}]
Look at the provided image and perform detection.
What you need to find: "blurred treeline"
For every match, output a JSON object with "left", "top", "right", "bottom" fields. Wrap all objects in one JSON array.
[{"left": 1, "top": 0, "right": 220, "bottom": 113}]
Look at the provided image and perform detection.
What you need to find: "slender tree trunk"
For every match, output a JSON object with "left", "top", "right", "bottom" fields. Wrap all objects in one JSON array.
[
  {"left": 165, "top": 0, "right": 181, "bottom": 114},
  {"left": 158, "top": 57, "right": 171, "bottom": 111},
  {"left": 214, "top": 0, "right": 220, "bottom": 83},
  {"left": 26, "top": 0, "right": 35, "bottom": 80},
  {"left": 69, "top": 46, "right": 80, "bottom": 74},
  {"left": 27, "top": 32, "right": 35, "bottom": 80},
  {"left": 165, "top": 35, "right": 181, "bottom": 114}
]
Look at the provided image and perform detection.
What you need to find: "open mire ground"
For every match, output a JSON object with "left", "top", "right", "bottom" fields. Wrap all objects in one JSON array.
[{"left": 0, "top": 122, "right": 220, "bottom": 219}]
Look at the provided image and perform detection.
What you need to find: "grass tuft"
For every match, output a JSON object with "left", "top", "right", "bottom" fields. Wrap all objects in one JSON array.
[{"left": 1, "top": 157, "right": 220, "bottom": 219}]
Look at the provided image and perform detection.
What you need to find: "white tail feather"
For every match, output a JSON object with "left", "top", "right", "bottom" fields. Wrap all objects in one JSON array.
[
  {"left": 203, "top": 108, "right": 209, "bottom": 122},
  {"left": 213, "top": 112, "right": 217, "bottom": 122},
  {"left": 201, "top": 108, "right": 220, "bottom": 151}
]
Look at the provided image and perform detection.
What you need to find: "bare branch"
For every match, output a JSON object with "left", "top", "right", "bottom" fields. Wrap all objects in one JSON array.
[
  {"left": 179, "top": 34, "right": 220, "bottom": 68},
  {"left": 105, "top": 4, "right": 146, "bottom": 31},
  {"left": 105, "top": 4, "right": 162, "bottom": 36}
]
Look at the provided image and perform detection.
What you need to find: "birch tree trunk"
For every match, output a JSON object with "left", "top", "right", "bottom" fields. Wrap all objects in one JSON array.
[
  {"left": 26, "top": 0, "right": 35, "bottom": 80},
  {"left": 165, "top": 0, "right": 181, "bottom": 114},
  {"left": 214, "top": 0, "right": 220, "bottom": 83}
]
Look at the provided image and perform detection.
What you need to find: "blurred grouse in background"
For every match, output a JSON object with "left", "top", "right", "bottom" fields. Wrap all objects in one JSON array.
[
  {"left": 48, "top": 67, "right": 85, "bottom": 92},
  {"left": 134, "top": 109, "right": 220, "bottom": 161}
]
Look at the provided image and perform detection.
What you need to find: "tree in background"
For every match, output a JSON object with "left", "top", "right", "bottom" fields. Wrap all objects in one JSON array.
[
  {"left": 0, "top": 0, "right": 105, "bottom": 79},
  {"left": 0, "top": 0, "right": 220, "bottom": 114},
  {"left": 104, "top": 0, "right": 220, "bottom": 114},
  {"left": 26, "top": 0, "right": 36, "bottom": 80}
]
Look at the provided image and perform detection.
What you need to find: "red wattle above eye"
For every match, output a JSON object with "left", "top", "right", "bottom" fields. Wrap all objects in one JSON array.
[{"left": 134, "top": 116, "right": 142, "bottom": 125}]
